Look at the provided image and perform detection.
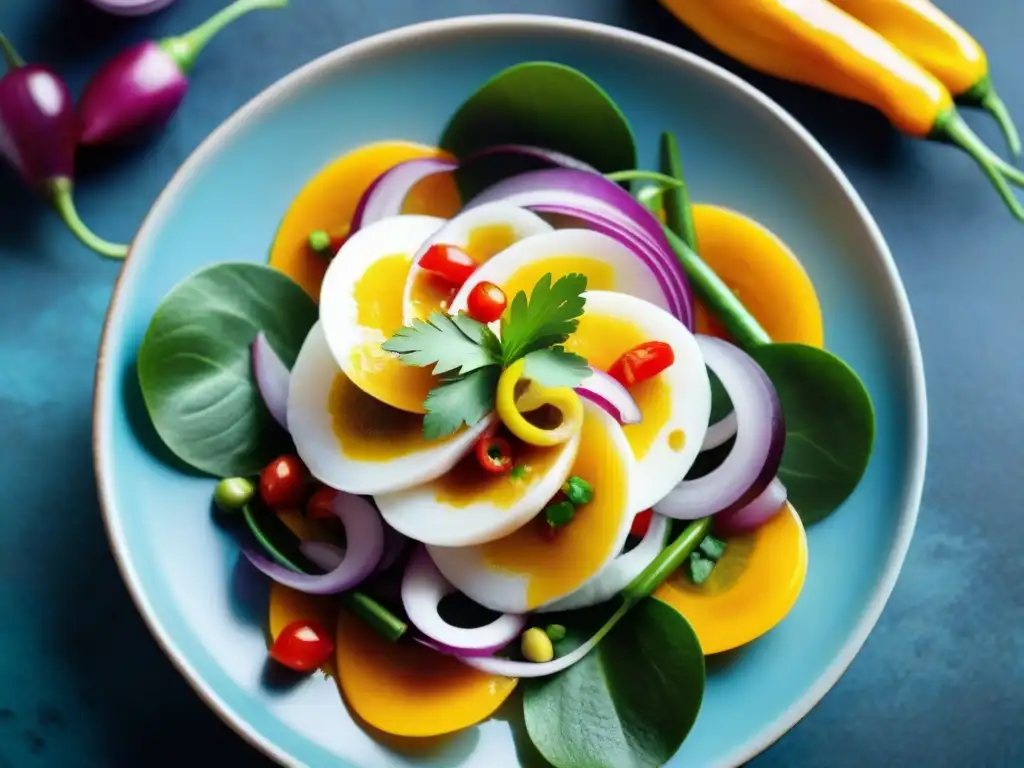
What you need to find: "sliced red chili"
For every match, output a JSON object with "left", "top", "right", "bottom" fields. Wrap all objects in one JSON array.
[
  {"left": 608, "top": 341, "right": 675, "bottom": 388},
  {"left": 259, "top": 454, "right": 308, "bottom": 510},
  {"left": 306, "top": 486, "right": 337, "bottom": 520},
  {"left": 630, "top": 509, "right": 653, "bottom": 538},
  {"left": 418, "top": 244, "right": 477, "bottom": 287},
  {"left": 475, "top": 433, "right": 514, "bottom": 475},
  {"left": 467, "top": 281, "right": 507, "bottom": 323}
]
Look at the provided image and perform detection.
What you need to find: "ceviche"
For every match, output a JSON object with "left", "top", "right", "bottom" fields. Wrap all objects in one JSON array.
[{"left": 136, "top": 62, "right": 875, "bottom": 768}]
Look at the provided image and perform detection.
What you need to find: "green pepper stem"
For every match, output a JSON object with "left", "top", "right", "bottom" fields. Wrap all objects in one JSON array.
[
  {"left": 0, "top": 33, "right": 24, "bottom": 71},
  {"left": 341, "top": 591, "right": 407, "bottom": 642},
  {"left": 659, "top": 131, "right": 698, "bottom": 251},
  {"left": 929, "top": 109, "right": 1024, "bottom": 222},
  {"left": 621, "top": 518, "right": 711, "bottom": 602},
  {"left": 957, "top": 75, "right": 1021, "bottom": 159},
  {"left": 47, "top": 178, "right": 129, "bottom": 260},
  {"left": 605, "top": 170, "right": 683, "bottom": 188},
  {"left": 160, "top": 0, "right": 289, "bottom": 75},
  {"left": 663, "top": 226, "right": 771, "bottom": 351}
]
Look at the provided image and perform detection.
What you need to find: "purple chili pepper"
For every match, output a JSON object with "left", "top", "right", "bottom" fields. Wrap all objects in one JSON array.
[
  {"left": 0, "top": 35, "right": 127, "bottom": 258},
  {"left": 78, "top": 0, "right": 288, "bottom": 146}
]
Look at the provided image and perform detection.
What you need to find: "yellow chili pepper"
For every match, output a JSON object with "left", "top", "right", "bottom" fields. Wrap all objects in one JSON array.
[
  {"left": 496, "top": 358, "right": 583, "bottom": 447},
  {"left": 830, "top": 0, "right": 1019, "bottom": 157},
  {"left": 658, "top": 0, "right": 1024, "bottom": 221}
]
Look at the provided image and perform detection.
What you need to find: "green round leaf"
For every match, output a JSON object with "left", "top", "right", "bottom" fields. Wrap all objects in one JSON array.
[
  {"left": 524, "top": 597, "right": 705, "bottom": 768},
  {"left": 748, "top": 343, "right": 876, "bottom": 526},
  {"left": 137, "top": 263, "right": 317, "bottom": 477},
  {"left": 441, "top": 62, "right": 637, "bottom": 198}
]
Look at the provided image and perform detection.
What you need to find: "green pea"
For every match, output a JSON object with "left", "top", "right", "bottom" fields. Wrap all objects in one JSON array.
[
  {"left": 545, "top": 624, "right": 567, "bottom": 642},
  {"left": 307, "top": 229, "right": 332, "bottom": 255},
  {"left": 521, "top": 627, "right": 554, "bottom": 663},
  {"left": 561, "top": 476, "right": 594, "bottom": 506},
  {"left": 545, "top": 500, "right": 576, "bottom": 528},
  {"left": 213, "top": 477, "right": 254, "bottom": 512}
]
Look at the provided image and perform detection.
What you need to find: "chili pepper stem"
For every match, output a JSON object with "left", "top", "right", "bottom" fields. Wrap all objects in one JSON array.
[
  {"left": 621, "top": 517, "right": 711, "bottom": 602},
  {"left": 0, "top": 33, "right": 24, "bottom": 72},
  {"left": 46, "top": 178, "right": 129, "bottom": 259},
  {"left": 605, "top": 169, "right": 683, "bottom": 188},
  {"left": 160, "top": 0, "right": 289, "bottom": 75},
  {"left": 929, "top": 109, "right": 1024, "bottom": 222},
  {"left": 957, "top": 76, "right": 1021, "bottom": 159},
  {"left": 340, "top": 591, "right": 407, "bottom": 643},
  {"left": 659, "top": 131, "right": 698, "bottom": 251}
]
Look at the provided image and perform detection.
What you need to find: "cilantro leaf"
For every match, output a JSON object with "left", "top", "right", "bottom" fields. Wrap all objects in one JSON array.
[
  {"left": 422, "top": 367, "right": 500, "bottom": 440},
  {"left": 522, "top": 347, "right": 590, "bottom": 388},
  {"left": 451, "top": 312, "right": 502, "bottom": 360},
  {"left": 382, "top": 311, "right": 500, "bottom": 376},
  {"left": 500, "top": 273, "right": 588, "bottom": 364}
]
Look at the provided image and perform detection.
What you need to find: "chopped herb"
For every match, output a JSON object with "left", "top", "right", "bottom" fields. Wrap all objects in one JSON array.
[
  {"left": 687, "top": 552, "right": 715, "bottom": 585},
  {"left": 383, "top": 274, "right": 591, "bottom": 440},
  {"left": 545, "top": 624, "right": 567, "bottom": 642},
  {"left": 510, "top": 464, "right": 527, "bottom": 479},
  {"left": 545, "top": 499, "right": 576, "bottom": 528},
  {"left": 698, "top": 535, "right": 727, "bottom": 561},
  {"left": 562, "top": 475, "right": 594, "bottom": 506}
]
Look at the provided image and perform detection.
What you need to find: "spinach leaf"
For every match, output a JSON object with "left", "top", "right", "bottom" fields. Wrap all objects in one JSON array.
[
  {"left": 137, "top": 263, "right": 317, "bottom": 477},
  {"left": 748, "top": 343, "right": 875, "bottom": 525},
  {"left": 441, "top": 62, "right": 637, "bottom": 198},
  {"left": 523, "top": 597, "right": 704, "bottom": 768}
]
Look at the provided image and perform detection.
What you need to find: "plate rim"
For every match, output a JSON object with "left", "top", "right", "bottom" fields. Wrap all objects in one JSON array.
[{"left": 92, "top": 13, "right": 928, "bottom": 768}]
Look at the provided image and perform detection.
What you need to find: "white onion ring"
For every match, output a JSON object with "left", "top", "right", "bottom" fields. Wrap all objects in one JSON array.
[
  {"left": 251, "top": 332, "right": 289, "bottom": 431},
  {"left": 574, "top": 366, "right": 642, "bottom": 425},
  {"left": 701, "top": 411, "right": 738, "bottom": 451},
  {"left": 654, "top": 336, "right": 784, "bottom": 519},
  {"left": 351, "top": 158, "right": 458, "bottom": 230},
  {"left": 537, "top": 513, "right": 670, "bottom": 612},
  {"left": 402, "top": 547, "right": 525, "bottom": 657},
  {"left": 242, "top": 492, "right": 383, "bottom": 594}
]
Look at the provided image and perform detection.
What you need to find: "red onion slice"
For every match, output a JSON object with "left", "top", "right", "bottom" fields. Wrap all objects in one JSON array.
[
  {"left": 575, "top": 366, "right": 641, "bottom": 425},
  {"left": 251, "top": 332, "right": 289, "bottom": 431},
  {"left": 702, "top": 412, "right": 738, "bottom": 451},
  {"left": 243, "top": 492, "right": 383, "bottom": 594},
  {"left": 463, "top": 144, "right": 599, "bottom": 174},
  {"left": 654, "top": 336, "right": 784, "bottom": 520},
  {"left": 299, "top": 518, "right": 409, "bottom": 574},
  {"left": 469, "top": 169, "right": 693, "bottom": 328},
  {"left": 713, "top": 477, "right": 788, "bottom": 536},
  {"left": 351, "top": 157, "right": 458, "bottom": 231},
  {"left": 402, "top": 547, "right": 525, "bottom": 657},
  {"left": 538, "top": 513, "right": 670, "bottom": 613}
]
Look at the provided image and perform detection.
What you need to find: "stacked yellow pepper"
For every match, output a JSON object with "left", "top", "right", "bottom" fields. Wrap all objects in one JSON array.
[{"left": 658, "top": 0, "right": 1024, "bottom": 220}]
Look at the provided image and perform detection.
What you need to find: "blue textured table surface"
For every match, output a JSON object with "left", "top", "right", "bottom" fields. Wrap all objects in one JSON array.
[{"left": 1, "top": 1, "right": 1022, "bottom": 766}]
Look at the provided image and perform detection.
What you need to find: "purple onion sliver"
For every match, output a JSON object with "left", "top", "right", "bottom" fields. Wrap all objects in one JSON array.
[
  {"left": 654, "top": 336, "right": 785, "bottom": 520},
  {"left": 401, "top": 546, "right": 525, "bottom": 657},
  {"left": 713, "top": 477, "right": 788, "bottom": 536},
  {"left": 575, "top": 366, "right": 641, "bottom": 425},
  {"left": 460, "top": 626, "right": 603, "bottom": 678},
  {"left": 299, "top": 540, "right": 344, "bottom": 570},
  {"left": 251, "top": 332, "right": 290, "bottom": 431},
  {"left": 462, "top": 144, "right": 600, "bottom": 174},
  {"left": 351, "top": 158, "right": 458, "bottom": 230},
  {"left": 243, "top": 492, "right": 383, "bottom": 594}
]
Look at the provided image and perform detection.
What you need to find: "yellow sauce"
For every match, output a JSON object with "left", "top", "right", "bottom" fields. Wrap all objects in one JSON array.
[
  {"left": 269, "top": 141, "right": 461, "bottom": 299},
  {"left": 564, "top": 312, "right": 672, "bottom": 461},
  {"left": 500, "top": 255, "right": 615, "bottom": 302},
  {"left": 408, "top": 224, "right": 519, "bottom": 321},
  {"left": 348, "top": 252, "right": 436, "bottom": 414},
  {"left": 691, "top": 205, "right": 824, "bottom": 348},
  {"left": 668, "top": 429, "right": 686, "bottom": 452},
  {"left": 329, "top": 372, "right": 456, "bottom": 462},
  {"left": 479, "top": 411, "right": 628, "bottom": 610},
  {"left": 434, "top": 441, "right": 562, "bottom": 509}
]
